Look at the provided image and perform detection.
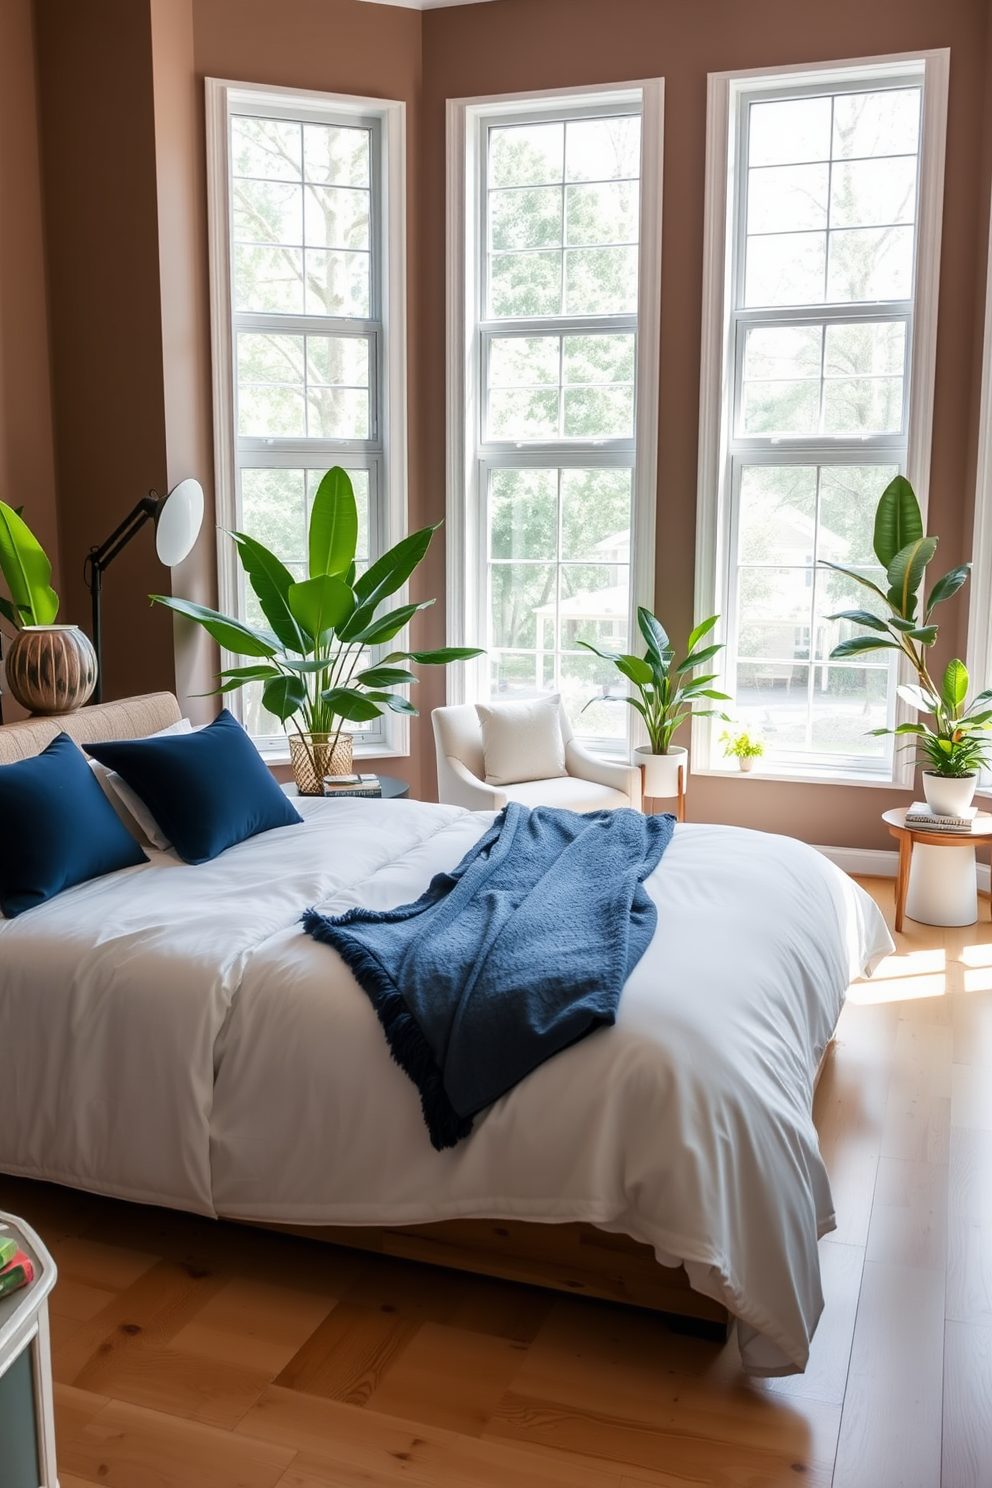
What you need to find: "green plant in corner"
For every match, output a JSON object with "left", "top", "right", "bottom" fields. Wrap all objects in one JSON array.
[
  {"left": 579, "top": 607, "right": 731, "bottom": 754},
  {"left": 151, "top": 467, "right": 482, "bottom": 788},
  {"left": 0, "top": 501, "right": 59, "bottom": 630},
  {"left": 820, "top": 474, "right": 992, "bottom": 781}
]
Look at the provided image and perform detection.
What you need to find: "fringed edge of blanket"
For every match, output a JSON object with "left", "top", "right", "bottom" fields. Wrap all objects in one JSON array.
[{"left": 301, "top": 909, "right": 474, "bottom": 1152}]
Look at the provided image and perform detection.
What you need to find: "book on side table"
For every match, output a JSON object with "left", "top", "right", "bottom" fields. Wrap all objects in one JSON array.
[
  {"left": 323, "top": 773, "right": 382, "bottom": 799},
  {"left": 904, "top": 802, "right": 979, "bottom": 832}
]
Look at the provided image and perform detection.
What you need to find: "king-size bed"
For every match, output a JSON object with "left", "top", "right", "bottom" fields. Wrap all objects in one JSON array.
[{"left": 0, "top": 692, "right": 892, "bottom": 1378}]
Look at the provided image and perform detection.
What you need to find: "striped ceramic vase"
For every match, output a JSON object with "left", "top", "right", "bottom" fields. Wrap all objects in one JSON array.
[{"left": 4, "top": 625, "right": 98, "bottom": 714}]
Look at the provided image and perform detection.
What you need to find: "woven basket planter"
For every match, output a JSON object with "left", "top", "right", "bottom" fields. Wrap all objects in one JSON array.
[
  {"left": 5, "top": 625, "right": 97, "bottom": 715},
  {"left": 289, "top": 731, "right": 354, "bottom": 795}
]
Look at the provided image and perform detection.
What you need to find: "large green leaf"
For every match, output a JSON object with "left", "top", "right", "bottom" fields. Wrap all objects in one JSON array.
[
  {"left": 353, "top": 525, "right": 439, "bottom": 610},
  {"left": 873, "top": 474, "right": 924, "bottom": 569},
  {"left": 886, "top": 536, "right": 938, "bottom": 620},
  {"left": 319, "top": 687, "right": 386, "bottom": 723},
  {"left": 825, "top": 608, "right": 889, "bottom": 631},
  {"left": 676, "top": 642, "right": 723, "bottom": 674},
  {"left": 637, "top": 608, "right": 671, "bottom": 665},
  {"left": 898, "top": 683, "right": 941, "bottom": 712},
  {"left": 287, "top": 575, "right": 355, "bottom": 643},
  {"left": 344, "top": 599, "right": 435, "bottom": 647},
  {"left": 384, "top": 646, "right": 484, "bottom": 666},
  {"left": 902, "top": 625, "right": 938, "bottom": 645},
  {"left": 218, "top": 664, "right": 281, "bottom": 683},
  {"left": 610, "top": 654, "right": 653, "bottom": 687},
  {"left": 151, "top": 595, "right": 278, "bottom": 657},
  {"left": 819, "top": 562, "right": 888, "bottom": 602},
  {"left": 925, "top": 563, "right": 970, "bottom": 616},
  {"left": 262, "top": 674, "right": 307, "bottom": 722},
  {"left": 354, "top": 666, "right": 418, "bottom": 688},
  {"left": 942, "top": 658, "right": 969, "bottom": 715},
  {"left": 685, "top": 614, "right": 719, "bottom": 653},
  {"left": 230, "top": 532, "right": 306, "bottom": 653},
  {"left": 0, "top": 501, "right": 58, "bottom": 625},
  {"left": 362, "top": 690, "right": 418, "bottom": 715},
  {"left": 830, "top": 636, "right": 903, "bottom": 659},
  {"left": 308, "top": 467, "right": 358, "bottom": 578}
]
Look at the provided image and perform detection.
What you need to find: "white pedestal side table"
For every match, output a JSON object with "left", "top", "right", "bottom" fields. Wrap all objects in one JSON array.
[
  {"left": 883, "top": 807, "right": 992, "bottom": 930},
  {"left": 0, "top": 1211, "right": 59, "bottom": 1487}
]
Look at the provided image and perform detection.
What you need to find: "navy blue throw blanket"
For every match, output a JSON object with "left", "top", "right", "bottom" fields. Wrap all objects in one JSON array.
[{"left": 302, "top": 802, "right": 675, "bottom": 1150}]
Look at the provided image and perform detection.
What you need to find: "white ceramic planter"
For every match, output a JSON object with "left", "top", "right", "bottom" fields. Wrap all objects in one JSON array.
[
  {"left": 922, "top": 771, "right": 978, "bottom": 817},
  {"left": 738, "top": 757, "right": 754, "bottom": 772},
  {"left": 634, "top": 744, "right": 687, "bottom": 798}
]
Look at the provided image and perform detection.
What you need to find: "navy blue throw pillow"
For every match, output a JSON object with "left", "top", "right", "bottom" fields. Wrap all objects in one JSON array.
[
  {"left": 0, "top": 733, "right": 148, "bottom": 918},
  {"left": 87, "top": 708, "right": 302, "bottom": 865}
]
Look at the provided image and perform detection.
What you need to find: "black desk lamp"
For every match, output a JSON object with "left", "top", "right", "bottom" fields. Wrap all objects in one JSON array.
[{"left": 84, "top": 478, "right": 204, "bottom": 703}]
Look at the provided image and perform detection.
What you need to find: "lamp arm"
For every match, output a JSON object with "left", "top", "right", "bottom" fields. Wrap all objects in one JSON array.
[
  {"left": 87, "top": 495, "right": 159, "bottom": 576},
  {"left": 84, "top": 492, "right": 159, "bottom": 705}
]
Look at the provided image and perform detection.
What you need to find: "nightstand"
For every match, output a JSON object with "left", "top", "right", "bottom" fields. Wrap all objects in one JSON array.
[{"left": 883, "top": 807, "right": 992, "bottom": 930}]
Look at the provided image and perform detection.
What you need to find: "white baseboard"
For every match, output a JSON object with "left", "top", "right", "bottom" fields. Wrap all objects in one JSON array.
[{"left": 817, "top": 844, "right": 991, "bottom": 893}]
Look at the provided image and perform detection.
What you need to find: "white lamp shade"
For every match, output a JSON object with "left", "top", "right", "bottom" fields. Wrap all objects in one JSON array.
[{"left": 155, "top": 478, "right": 204, "bottom": 567}]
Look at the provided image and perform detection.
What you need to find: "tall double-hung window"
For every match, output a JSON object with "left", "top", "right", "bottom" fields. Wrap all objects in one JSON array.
[
  {"left": 696, "top": 54, "right": 948, "bottom": 784},
  {"left": 206, "top": 81, "right": 406, "bottom": 755},
  {"left": 448, "top": 83, "right": 663, "bottom": 749}
]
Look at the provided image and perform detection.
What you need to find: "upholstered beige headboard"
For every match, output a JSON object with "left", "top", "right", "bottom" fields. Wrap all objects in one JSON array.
[{"left": 0, "top": 692, "right": 183, "bottom": 766}]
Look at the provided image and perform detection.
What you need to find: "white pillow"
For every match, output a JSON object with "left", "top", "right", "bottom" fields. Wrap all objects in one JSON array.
[
  {"left": 88, "top": 718, "right": 193, "bottom": 849},
  {"left": 476, "top": 694, "right": 567, "bottom": 787}
]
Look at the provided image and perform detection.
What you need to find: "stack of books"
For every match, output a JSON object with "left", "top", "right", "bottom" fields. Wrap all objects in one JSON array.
[
  {"left": 0, "top": 1233, "right": 34, "bottom": 1301},
  {"left": 905, "top": 801, "right": 978, "bottom": 832},
  {"left": 322, "top": 772, "right": 382, "bottom": 799}
]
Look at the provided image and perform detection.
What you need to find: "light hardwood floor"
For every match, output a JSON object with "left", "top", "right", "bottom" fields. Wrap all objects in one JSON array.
[{"left": 0, "top": 875, "right": 989, "bottom": 1488}]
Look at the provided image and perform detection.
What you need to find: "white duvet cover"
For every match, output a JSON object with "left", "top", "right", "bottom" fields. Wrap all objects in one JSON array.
[{"left": 0, "top": 799, "right": 891, "bottom": 1374}]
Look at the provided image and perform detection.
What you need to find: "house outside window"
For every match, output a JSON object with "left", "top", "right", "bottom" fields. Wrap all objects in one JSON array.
[
  {"left": 447, "top": 82, "right": 664, "bottom": 753},
  {"left": 695, "top": 53, "right": 949, "bottom": 785},
  {"left": 205, "top": 80, "right": 407, "bottom": 756}
]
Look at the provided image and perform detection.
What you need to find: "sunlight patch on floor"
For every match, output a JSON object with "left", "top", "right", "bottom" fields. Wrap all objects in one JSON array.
[{"left": 849, "top": 948, "right": 947, "bottom": 1005}]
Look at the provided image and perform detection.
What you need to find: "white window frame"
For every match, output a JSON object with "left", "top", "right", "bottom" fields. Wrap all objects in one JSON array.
[
  {"left": 968, "top": 189, "right": 992, "bottom": 797},
  {"left": 446, "top": 80, "right": 664, "bottom": 752},
  {"left": 205, "top": 78, "right": 408, "bottom": 759},
  {"left": 694, "top": 50, "right": 949, "bottom": 788}
]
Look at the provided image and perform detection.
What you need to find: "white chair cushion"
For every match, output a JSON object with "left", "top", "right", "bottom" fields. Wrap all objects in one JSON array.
[
  {"left": 502, "top": 776, "right": 631, "bottom": 813},
  {"left": 476, "top": 694, "right": 567, "bottom": 787}
]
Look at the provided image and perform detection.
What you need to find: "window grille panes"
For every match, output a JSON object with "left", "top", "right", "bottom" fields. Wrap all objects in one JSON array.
[
  {"left": 226, "top": 106, "right": 384, "bottom": 747},
  {"left": 722, "top": 79, "right": 924, "bottom": 777},
  {"left": 482, "top": 111, "right": 640, "bottom": 744}
]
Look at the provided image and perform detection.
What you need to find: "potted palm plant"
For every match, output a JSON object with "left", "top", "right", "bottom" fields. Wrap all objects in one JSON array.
[
  {"left": 0, "top": 501, "right": 97, "bottom": 714},
  {"left": 579, "top": 607, "right": 731, "bottom": 796},
  {"left": 152, "top": 467, "right": 482, "bottom": 793},
  {"left": 822, "top": 474, "right": 992, "bottom": 814}
]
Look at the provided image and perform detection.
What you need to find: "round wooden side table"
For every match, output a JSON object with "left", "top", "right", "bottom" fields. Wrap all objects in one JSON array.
[{"left": 882, "top": 806, "right": 992, "bottom": 931}]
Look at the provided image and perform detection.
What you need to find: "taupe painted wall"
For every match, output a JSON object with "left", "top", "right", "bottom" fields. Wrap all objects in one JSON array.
[
  {"left": 34, "top": 0, "right": 174, "bottom": 706},
  {"left": 423, "top": 0, "right": 992, "bottom": 846},
  {"left": 9, "top": 0, "right": 992, "bottom": 840},
  {"left": 0, "top": 0, "right": 59, "bottom": 723}
]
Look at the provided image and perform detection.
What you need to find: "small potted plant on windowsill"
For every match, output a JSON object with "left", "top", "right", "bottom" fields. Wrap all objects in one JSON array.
[
  {"left": 579, "top": 607, "right": 731, "bottom": 797},
  {"left": 821, "top": 474, "right": 992, "bottom": 813},
  {"left": 151, "top": 467, "right": 483, "bottom": 794},
  {"left": 720, "top": 727, "right": 764, "bottom": 773}
]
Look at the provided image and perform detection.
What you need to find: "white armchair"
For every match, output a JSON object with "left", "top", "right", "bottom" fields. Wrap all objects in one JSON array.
[{"left": 432, "top": 702, "right": 641, "bottom": 813}]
